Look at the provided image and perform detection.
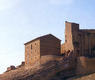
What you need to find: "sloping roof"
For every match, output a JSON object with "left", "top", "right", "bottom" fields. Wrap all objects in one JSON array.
[
  {"left": 65, "top": 21, "right": 79, "bottom": 25},
  {"left": 24, "top": 34, "right": 61, "bottom": 45}
]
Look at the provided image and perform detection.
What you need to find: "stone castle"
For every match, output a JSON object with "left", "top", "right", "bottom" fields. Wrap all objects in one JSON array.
[
  {"left": 6, "top": 21, "right": 95, "bottom": 76},
  {"left": 24, "top": 21, "right": 95, "bottom": 66}
]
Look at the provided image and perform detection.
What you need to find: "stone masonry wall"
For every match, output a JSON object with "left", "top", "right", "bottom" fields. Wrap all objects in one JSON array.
[
  {"left": 25, "top": 34, "right": 61, "bottom": 66},
  {"left": 64, "top": 22, "right": 74, "bottom": 52},
  {"left": 76, "top": 56, "right": 95, "bottom": 75},
  {"left": 79, "top": 30, "right": 95, "bottom": 57},
  {"left": 61, "top": 21, "right": 95, "bottom": 58},
  {"left": 25, "top": 39, "right": 40, "bottom": 66},
  {"left": 40, "top": 35, "right": 61, "bottom": 56}
]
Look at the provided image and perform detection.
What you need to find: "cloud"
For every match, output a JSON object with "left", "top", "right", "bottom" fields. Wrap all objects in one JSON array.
[
  {"left": 0, "top": 0, "right": 20, "bottom": 11},
  {"left": 49, "top": 0, "right": 74, "bottom": 5}
]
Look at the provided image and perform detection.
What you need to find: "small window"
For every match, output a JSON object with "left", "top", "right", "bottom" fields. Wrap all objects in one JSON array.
[
  {"left": 65, "top": 40, "right": 67, "bottom": 42},
  {"left": 31, "top": 45, "right": 32, "bottom": 49}
]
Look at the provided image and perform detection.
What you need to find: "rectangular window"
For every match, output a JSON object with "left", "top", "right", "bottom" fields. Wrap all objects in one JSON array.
[
  {"left": 65, "top": 39, "right": 67, "bottom": 42},
  {"left": 31, "top": 45, "right": 32, "bottom": 53}
]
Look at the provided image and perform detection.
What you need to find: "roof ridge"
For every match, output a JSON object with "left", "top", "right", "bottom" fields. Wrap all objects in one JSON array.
[{"left": 24, "top": 34, "right": 61, "bottom": 45}]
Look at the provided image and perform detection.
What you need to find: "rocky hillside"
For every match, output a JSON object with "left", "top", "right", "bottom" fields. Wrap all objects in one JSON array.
[
  {"left": 1, "top": 55, "right": 95, "bottom": 80},
  {"left": 0, "top": 55, "right": 76, "bottom": 80}
]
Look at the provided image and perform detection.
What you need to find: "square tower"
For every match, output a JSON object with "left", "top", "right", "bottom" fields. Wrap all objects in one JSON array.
[
  {"left": 24, "top": 34, "right": 61, "bottom": 66},
  {"left": 65, "top": 21, "right": 79, "bottom": 52}
]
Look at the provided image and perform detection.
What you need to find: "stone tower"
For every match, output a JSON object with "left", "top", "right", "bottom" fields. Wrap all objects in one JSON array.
[
  {"left": 24, "top": 34, "right": 61, "bottom": 66},
  {"left": 65, "top": 21, "right": 79, "bottom": 53}
]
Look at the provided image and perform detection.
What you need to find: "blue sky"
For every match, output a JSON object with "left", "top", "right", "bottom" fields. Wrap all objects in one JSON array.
[{"left": 0, "top": 0, "right": 95, "bottom": 74}]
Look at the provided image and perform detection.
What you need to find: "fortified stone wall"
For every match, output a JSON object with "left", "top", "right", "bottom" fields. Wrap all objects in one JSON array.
[
  {"left": 61, "top": 21, "right": 95, "bottom": 58},
  {"left": 79, "top": 30, "right": 95, "bottom": 57},
  {"left": 76, "top": 56, "right": 95, "bottom": 75}
]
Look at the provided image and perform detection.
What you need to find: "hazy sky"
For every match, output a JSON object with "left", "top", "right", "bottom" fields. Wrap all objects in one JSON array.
[{"left": 0, "top": 0, "right": 95, "bottom": 74}]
